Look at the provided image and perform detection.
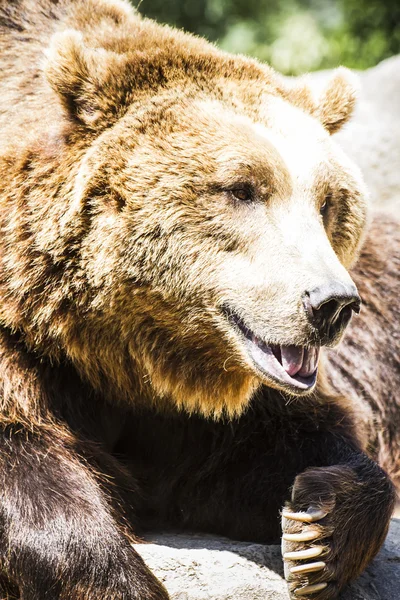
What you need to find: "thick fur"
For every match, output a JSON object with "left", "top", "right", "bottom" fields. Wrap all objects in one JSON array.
[
  {"left": 327, "top": 214, "right": 400, "bottom": 488},
  {"left": 0, "top": 1, "right": 397, "bottom": 599}
]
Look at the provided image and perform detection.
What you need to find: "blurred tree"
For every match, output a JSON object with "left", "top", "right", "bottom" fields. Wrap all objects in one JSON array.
[
  {"left": 134, "top": 0, "right": 400, "bottom": 74},
  {"left": 337, "top": 0, "right": 400, "bottom": 67}
]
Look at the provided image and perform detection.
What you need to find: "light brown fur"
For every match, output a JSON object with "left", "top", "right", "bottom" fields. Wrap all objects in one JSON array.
[
  {"left": 0, "top": 0, "right": 366, "bottom": 418},
  {"left": 0, "top": 2, "right": 397, "bottom": 599}
]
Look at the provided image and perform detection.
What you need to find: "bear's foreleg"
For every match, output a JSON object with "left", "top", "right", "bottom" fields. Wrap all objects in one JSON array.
[
  {"left": 282, "top": 444, "right": 395, "bottom": 599},
  {"left": 133, "top": 403, "right": 395, "bottom": 599},
  {"left": 0, "top": 426, "right": 168, "bottom": 600}
]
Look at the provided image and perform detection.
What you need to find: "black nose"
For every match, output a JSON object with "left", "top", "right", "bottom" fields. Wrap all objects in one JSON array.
[{"left": 303, "top": 282, "right": 361, "bottom": 344}]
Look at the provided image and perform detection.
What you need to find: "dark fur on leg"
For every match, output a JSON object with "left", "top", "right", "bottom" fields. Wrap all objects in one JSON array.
[
  {"left": 0, "top": 329, "right": 168, "bottom": 600},
  {"left": 0, "top": 426, "right": 168, "bottom": 600}
]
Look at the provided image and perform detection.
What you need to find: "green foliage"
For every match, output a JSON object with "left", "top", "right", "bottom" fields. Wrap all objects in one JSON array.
[{"left": 134, "top": 0, "right": 399, "bottom": 74}]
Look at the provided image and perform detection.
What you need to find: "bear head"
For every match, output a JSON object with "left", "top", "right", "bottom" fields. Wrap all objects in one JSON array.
[{"left": 42, "top": 16, "right": 367, "bottom": 417}]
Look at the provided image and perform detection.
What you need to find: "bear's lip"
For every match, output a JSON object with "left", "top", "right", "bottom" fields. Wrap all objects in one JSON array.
[{"left": 223, "top": 309, "right": 320, "bottom": 392}]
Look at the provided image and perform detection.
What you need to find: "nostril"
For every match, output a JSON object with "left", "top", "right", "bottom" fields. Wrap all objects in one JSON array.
[
  {"left": 303, "top": 282, "right": 361, "bottom": 342},
  {"left": 332, "top": 302, "right": 355, "bottom": 335},
  {"left": 317, "top": 298, "right": 342, "bottom": 334},
  {"left": 334, "top": 303, "right": 351, "bottom": 325},
  {"left": 320, "top": 298, "right": 340, "bottom": 318}
]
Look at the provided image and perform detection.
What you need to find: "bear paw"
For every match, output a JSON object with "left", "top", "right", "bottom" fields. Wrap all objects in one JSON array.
[{"left": 280, "top": 461, "right": 394, "bottom": 600}]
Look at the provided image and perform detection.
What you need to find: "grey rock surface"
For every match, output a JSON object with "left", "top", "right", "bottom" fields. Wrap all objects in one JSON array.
[
  {"left": 135, "top": 519, "right": 400, "bottom": 599},
  {"left": 136, "top": 533, "right": 288, "bottom": 599}
]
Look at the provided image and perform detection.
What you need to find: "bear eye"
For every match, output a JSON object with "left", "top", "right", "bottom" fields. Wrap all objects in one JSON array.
[{"left": 230, "top": 186, "right": 253, "bottom": 203}]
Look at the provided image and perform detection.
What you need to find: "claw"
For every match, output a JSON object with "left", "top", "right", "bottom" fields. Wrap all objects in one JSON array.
[
  {"left": 294, "top": 582, "right": 328, "bottom": 596},
  {"left": 282, "top": 508, "right": 327, "bottom": 523},
  {"left": 282, "top": 529, "right": 321, "bottom": 542},
  {"left": 290, "top": 561, "right": 326, "bottom": 574},
  {"left": 283, "top": 546, "right": 324, "bottom": 561}
]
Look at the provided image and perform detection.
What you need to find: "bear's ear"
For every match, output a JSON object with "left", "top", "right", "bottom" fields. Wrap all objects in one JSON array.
[
  {"left": 44, "top": 29, "right": 124, "bottom": 128},
  {"left": 315, "top": 68, "right": 358, "bottom": 134}
]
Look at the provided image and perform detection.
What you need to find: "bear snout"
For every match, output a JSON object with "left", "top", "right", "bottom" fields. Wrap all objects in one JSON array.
[{"left": 302, "top": 281, "right": 361, "bottom": 345}]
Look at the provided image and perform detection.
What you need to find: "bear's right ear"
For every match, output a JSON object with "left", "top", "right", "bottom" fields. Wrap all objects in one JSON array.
[{"left": 45, "top": 30, "right": 125, "bottom": 128}]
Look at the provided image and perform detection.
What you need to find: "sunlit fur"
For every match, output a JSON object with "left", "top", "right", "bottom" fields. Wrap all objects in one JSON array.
[
  {"left": 0, "top": 3, "right": 398, "bottom": 599},
  {"left": 0, "top": 0, "right": 368, "bottom": 419}
]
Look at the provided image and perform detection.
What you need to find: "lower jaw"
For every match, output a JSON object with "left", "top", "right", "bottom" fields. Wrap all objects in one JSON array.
[{"left": 245, "top": 340, "right": 318, "bottom": 394}]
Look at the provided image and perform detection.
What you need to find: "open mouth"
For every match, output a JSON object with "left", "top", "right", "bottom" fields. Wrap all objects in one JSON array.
[{"left": 225, "top": 310, "right": 319, "bottom": 392}]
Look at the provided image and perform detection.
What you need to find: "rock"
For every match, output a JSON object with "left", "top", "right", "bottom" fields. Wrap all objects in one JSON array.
[
  {"left": 136, "top": 532, "right": 289, "bottom": 600},
  {"left": 135, "top": 519, "right": 400, "bottom": 599}
]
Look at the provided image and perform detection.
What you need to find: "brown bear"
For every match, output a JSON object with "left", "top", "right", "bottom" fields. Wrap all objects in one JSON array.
[{"left": 0, "top": 0, "right": 398, "bottom": 599}]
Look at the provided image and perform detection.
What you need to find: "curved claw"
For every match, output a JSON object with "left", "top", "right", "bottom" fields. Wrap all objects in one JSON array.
[
  {"left": 284, "top": 546, "right": 324, "bottom": 561},
  {"left": 290, "top": 561, "right": 326, "bottom": 574},
  {"left": 294, "top": 582, "right": 328, "bottom": 596},
  {"left": 282, "top": 508, "right": 327, "bottom": 523},
  {"left": 283, "top": 529, "right": 321, "bottom": 542}
]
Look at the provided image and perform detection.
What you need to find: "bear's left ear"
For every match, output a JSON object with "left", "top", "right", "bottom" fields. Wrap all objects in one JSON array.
[
  {"left": 315, "top": 67, "right": 358, "bottom": 134},
  {"left": 45, "top": 29, "right": 126, "bottom": 128}
]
